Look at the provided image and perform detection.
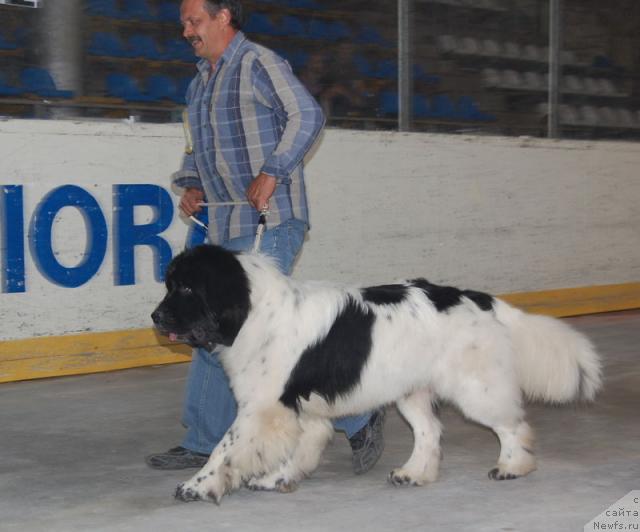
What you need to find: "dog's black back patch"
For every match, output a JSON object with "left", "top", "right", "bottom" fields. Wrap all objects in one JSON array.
[
  {"left": 280, "top": 296, "right": 375, "bottom": 411},
  {"left": 410, "top": 278, "right": 494, "bottom": 313},
  {"left": 361, "top": 284, "right": 408, "bottom": 305}
]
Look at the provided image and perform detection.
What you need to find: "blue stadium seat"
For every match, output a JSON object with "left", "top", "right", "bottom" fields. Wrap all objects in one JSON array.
[
  {"left": 289, "top": 50, "right": 309, "bottom": 71},
  {"left": 325, "top": 21, "right": 350, "bottom": 41},
  {"left": 120, "top": 0, "right": 156, "bottom": 21},
  {"left": 106, "top": 72, "right": 155, "bottom": 102},
  {"left": 146, "top": 74, "right": 184, "bottom": 103},
  {"left": 285, "top": 0, "right": 322, "bottom": 8},
  {"left": 88, "top": 32, "right": 130, "bottom": 58},
  {"left": 281, "top": 15, "right": 307, "bottom": 37},
  {"left": 162, "top": 38, "right": 195, "bottom": 61},
  {"left": 355, "top": 25, "right": 389, "bottom": 47},
  {"left": 86, "top": 0, "right": 120, "bottom": 18},
  {"left": 413, "top": 94, "right": 431, "bottom": 118},
  {"left": 308, "top": 19, "right": 330, "bottom": 40},
  {"left": 379, "top": 91, "right": 399, "bottom": 116},
  {"left": 157, "top": 2, "right": 179, "bottom": 22},
  {"left": 128, "top": 34, "right": 162, "bottom": 60},
  {"left": 277, "top": 49, "right": 308, "bottom": 71},
  {"left": 20, "top": 68, "right": 74, "bottom": 98},
  {"left": 244, "top": 13, "right": 278, "bottom": 36},
  {"left": 176, "top": 77, "right": 192, "bottom": 102},
  {"left": 353, "top": 54, "right": 375, "bottom": 77},
  {"left": 0, "top": 73, "right": 23, "bottom": 96},
  {"left": 0, "top": 32, "right": 18, "bottom": 51},
  {"left": 11, "top": 28, "right": 25, "bottom": 46},
  {"left": 430, "top": 94, "right": 457, "bottom": 119},
  {"left": 375, "top": 59, "right": 398, "bottom": 79}
]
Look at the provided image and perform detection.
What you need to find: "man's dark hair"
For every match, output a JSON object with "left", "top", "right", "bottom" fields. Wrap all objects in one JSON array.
[{"left": 204, "top": 0, "right": 244, "bottom": 30}]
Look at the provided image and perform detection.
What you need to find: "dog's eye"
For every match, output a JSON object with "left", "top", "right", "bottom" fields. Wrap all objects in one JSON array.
[{"left": 180, "top": 286, "right": 193, "bottom": 295}]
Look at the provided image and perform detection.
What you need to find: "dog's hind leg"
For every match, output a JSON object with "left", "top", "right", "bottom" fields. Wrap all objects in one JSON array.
[
  {"left": 247, "top": 415, "right": 333, "bottom": 492},
  {"left": 453, "top": 381, "right": 536, "bottom": 480},
  {"left": 389, "top": 388, "right": 442, "bottom": 486},
  {"left": 488, "top": 421, "right": 536, "bottom": 480}
]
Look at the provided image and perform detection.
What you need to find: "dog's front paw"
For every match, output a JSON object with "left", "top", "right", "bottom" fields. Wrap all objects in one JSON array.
[
  {"left": 245, "top": 476, "right": 271, "bottom": 492},
  {"left": 388, "top": 468, "right": 426, "bottom": 487},
  {"left": 246, "top": 475, "right": 298, "bottom": 493},
  {"left": 488, "top": 467, "right": 520, "bottom": 481},
  {"left": 174, "top": 482, "right": 203, "bottom": 502},
  {"left": 175, "top": 475, "right": 226, "bottom": 504},
  {"left": 275, "top": 478, "right": 298, "bottom": 493}
]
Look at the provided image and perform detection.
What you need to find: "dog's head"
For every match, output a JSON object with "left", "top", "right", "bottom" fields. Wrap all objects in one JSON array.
[{"left": 151, "top": 245, "right": 251, "bottom": 351}]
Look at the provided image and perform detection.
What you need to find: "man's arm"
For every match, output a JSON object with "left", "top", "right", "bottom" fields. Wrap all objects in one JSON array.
[
  {"left": 171, "top": 151, "right": 204, "bottom": 215},
  {"left": 246, "top": 172, "right": 277, "bottom": 212},
  {"left": 250, "top": 52, "right": 326, "bottom": 185}
]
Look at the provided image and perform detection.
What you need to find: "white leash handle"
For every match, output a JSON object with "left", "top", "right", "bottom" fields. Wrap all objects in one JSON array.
[
  {"left": 252, "top": 208, "right": 268, "bottom": 253},
  {"left": 188, "top": 215, "right": 208, "bottom": 230},
  {"left": 197, "top": 201, "right": 247, "bottom": 206}
]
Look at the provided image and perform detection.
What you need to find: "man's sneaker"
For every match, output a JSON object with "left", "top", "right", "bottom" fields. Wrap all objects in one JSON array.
[
  {"left": 145, "top": 446, "right": 209, "bottom": 470},
  {"left": 349, "top": 409, "right": 385, "bottom": 475}
]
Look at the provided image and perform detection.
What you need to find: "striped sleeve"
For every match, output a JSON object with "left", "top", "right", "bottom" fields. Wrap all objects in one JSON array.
[
  {"left": 171, "top": 152, "right": 202, "bottom": 191},
  {"left": 251, "top": 54, "right": 325, "bottom": 182}
]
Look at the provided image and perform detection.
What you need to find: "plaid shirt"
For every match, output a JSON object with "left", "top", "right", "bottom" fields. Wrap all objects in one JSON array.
[{"left": 171, "top": 32, "right": 325, "bottom": 243}]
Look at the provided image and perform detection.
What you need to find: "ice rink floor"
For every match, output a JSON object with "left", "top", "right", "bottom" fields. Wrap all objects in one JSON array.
[{"left": 1, "top": 311, "right": 638, "bottom": 532}]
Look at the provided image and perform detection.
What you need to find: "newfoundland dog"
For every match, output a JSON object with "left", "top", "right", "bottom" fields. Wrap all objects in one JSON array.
[{"left": 151, "top": 244, "right": 601, "bottom": 504}]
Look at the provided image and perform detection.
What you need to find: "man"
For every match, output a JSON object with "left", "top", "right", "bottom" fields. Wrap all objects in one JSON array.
[{"left": 146, "top": 0, "right": 385, "bottom": 476}]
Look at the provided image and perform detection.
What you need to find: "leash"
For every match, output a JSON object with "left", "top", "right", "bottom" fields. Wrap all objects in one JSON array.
[{"left": 188, "top": 201, "right": 269, "bottom": 253}]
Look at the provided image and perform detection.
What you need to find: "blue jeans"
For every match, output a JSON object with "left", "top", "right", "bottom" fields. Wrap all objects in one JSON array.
[{"left": 181, "top": 218, "right": 371, "bottom": 454}]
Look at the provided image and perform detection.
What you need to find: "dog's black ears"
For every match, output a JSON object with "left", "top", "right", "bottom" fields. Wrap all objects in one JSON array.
[{"left": 217, "top": 306, "right": 249, "bottom": 346}]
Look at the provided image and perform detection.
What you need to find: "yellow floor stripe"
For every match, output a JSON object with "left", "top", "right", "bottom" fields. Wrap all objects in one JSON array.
[
  {"left": 1, "top": 282, "right": 639, "bottom": 384},
  {"left": 498, "top": 282, "right": 640, "bottom": 317},
  {"left": 0, "top": 329, "right": 190, "bottom": 384}
]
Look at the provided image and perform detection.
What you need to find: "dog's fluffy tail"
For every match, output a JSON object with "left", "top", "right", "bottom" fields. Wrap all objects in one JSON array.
[{"left": 493, "top": 299, "right": 602, "bottom": 403}]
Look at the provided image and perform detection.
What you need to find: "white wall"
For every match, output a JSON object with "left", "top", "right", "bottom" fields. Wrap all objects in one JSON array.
[
  {"left": 1, "top": 119, "right": 638, "bottom": 341},
  {"left": 301, "top": 129, "right": 640, "bottom": 290}
]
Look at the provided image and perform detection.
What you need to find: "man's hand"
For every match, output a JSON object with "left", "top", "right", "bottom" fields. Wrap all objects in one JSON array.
[
  {"left": 247, "top": 172, "right": 277, "bottom": 211},
  {"left": 180, "top": 188, "right": 205, "bottom": 216}
]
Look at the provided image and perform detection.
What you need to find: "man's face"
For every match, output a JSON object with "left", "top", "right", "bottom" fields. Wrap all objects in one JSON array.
[{"left": 180, "top": 0, "right": 229, "bottom": 63}]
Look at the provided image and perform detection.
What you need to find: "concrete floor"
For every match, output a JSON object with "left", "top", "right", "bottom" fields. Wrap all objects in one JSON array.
[{"left": 1, "top": 311, "right": 638, "bottom": 532}]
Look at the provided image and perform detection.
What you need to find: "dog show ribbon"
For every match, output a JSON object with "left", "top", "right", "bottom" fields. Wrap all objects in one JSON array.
[{"left": 181, "top": 109, "right": 193, "bottom": 155}]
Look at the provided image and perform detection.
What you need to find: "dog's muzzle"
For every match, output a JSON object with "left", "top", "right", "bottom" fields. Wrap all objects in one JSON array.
[{"left": 151, "top": 307, "right": 221, "bottom": 352}]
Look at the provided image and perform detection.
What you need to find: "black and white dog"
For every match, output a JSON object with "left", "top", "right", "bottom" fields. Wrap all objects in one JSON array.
[{"left": 152, "top": 244, "right": 601, "bottom": 504}]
